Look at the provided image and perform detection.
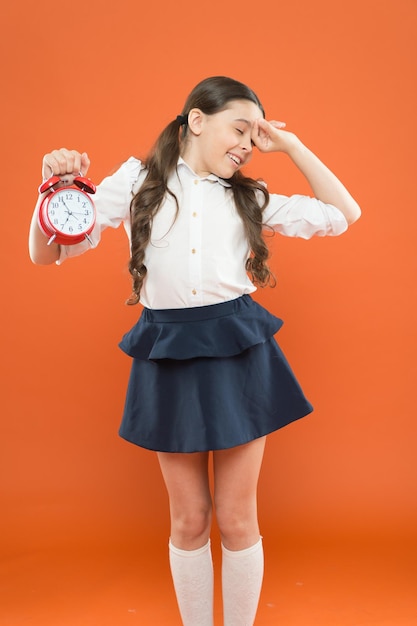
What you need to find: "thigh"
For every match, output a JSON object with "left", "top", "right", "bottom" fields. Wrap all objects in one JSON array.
[
  {"left": 213, "top": 437, "right": 266, "bottom": 549},
  {"left": 157, "top": 451, "right": 212, "bottom": 546}
]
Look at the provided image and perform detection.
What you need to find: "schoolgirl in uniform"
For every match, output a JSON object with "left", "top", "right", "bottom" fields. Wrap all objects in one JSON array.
[{"left": 29, "top": 76, "right": 360, "bottom": 626}]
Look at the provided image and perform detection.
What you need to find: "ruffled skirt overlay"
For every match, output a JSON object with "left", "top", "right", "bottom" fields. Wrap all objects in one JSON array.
[{"left": 118, "top": 295, "right": 312, "bottom": 453}]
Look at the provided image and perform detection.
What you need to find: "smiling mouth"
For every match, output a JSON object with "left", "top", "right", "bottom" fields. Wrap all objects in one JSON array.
[{"left": 227, "top": 153, "right": 241, "bottom": 166}]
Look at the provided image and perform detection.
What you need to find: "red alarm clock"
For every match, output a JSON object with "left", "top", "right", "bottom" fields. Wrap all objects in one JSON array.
[{"left": 37, "top": 175, "right": 97, "bottom": 246}]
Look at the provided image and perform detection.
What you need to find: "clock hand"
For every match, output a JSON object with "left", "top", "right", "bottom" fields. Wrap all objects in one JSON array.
[
  {"left": 68, "top": 210, "right": 87, "bottom": 217},
  {"left": 60, "top": 215, "right": 70, "bottom": 229},
  {"left": 61, "top": 198, "right": 80, "bottom": 221}
]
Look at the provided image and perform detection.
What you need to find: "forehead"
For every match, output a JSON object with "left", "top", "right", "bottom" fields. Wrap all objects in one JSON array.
[{"left": 221, "top": 99, "right": 263, "bottom": 122}]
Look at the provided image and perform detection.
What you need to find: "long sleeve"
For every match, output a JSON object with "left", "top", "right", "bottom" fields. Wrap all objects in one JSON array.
[
  {"left": 262, "top": 192, "right": 348, "bottom": 239},
  {"left": 57, "top": 157, "right": 143, "bottom": 264}
]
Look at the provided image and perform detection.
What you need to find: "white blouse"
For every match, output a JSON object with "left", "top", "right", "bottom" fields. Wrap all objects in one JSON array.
[{"left": 58, "top": 157, "right": 348, "bottom": 309}]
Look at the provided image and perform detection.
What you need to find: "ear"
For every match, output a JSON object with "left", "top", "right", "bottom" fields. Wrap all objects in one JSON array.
[{"left": 187, "top": 108, "right": 205, "bottom": 136}]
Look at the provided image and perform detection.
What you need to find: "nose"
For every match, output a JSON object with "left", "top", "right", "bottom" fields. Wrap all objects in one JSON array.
[{"left": 241, "top": 135, "right": 253, "bottom": 153}]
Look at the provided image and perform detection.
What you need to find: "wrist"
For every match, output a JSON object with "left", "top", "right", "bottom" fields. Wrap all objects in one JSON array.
[{"left": 284, "top": 133, "right": 305, "bottom": 158}]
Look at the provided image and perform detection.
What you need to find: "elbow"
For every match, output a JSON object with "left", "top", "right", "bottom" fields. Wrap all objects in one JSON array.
[
  {"left": 28, "top": 244, "right": 60, "bottom": 266},
  {"left": 348, "top": 204, "right": 362, "bottom": 226},
  {"left": 345, "top": 201, "right": 362, "bottom": 226},
  {"left": 29, "top": 253, "right": 53, "bottom": 266},
  {"left": 29, "top": 255, "right": 55, "bottom": 266}
]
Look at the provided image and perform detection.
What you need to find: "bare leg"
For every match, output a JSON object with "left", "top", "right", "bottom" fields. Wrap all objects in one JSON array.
[
  {"left": 157, "top": 451, "right": 212, "bottom": 548},
  {"left": 157, "top": 451, "right": 213, "bottom": 626},
  {"left": 213, "top": 437, "right": 266, "bottom": 626},
  {"left": 213, "top": 436, "right": 266, "bottom": 550}
]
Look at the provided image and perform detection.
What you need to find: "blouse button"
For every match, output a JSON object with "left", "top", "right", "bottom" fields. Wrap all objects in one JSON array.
[
  {"left": 192, "top": 212, "right": 197, "bottom": 217},
  {"left": 194, "top": 180, "right": 199, "bottom": 185},
  {"left": 191, "top": 248, "right": 196, "bottom": 254},
  {"left": 192, "top": 289, "right": 197, "bottom": 295}
]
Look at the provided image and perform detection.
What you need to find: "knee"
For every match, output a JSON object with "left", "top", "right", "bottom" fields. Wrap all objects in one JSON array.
[
  {"left": 215, "top": 503, "right": 259, "bottom": 549},
  {"left": 170, "top": 504, "right": 213, "bottom": 546}
]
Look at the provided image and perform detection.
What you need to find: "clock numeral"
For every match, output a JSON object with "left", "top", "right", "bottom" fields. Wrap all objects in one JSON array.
[{"left": 65, "top": 193, "right": 73, "bottom": 200}]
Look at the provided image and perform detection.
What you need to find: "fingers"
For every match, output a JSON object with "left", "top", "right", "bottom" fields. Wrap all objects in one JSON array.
[
  {"left": 251, "top": 118, "right": 289, "bottom": 153},
  {"left": 80, "top": 152, "right": 90, "bottom": 176},
  {"left": 268, "top": 120, "right": 286, "bottom": 129},
  {"left": 251, "top": 120, "right": 264, "bottom": 147},
  {"left": 42, "top": 148, "right": 90, "bottom": 181},
  {"left": 256, "top": 118, "right": 286, "bottom": 131},
  {"left": 252, "top": 118, "right": 286, "bottom": 137}
]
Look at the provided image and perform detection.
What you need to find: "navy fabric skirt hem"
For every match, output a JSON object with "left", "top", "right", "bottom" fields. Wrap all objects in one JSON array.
[{"left": 118, "top": 295, "right": 313, "bottom": 453}]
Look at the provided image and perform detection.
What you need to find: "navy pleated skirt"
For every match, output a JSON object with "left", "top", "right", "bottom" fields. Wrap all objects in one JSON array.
[{"left": 118, "top": 294, "right": 313, "bottom": 453}]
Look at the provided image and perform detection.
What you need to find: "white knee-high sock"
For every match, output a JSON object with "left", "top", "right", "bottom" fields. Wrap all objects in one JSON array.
[
  {"left": 169, "top": 539, "right": 214, "bottom": 626},
  {"left": 222, "top": 537, "right": 264, "bottom": 626}
]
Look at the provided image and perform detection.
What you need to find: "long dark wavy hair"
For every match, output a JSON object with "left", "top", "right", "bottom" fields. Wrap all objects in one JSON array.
[{"left": 127, "top": 76, "right": 275, "bottom": 305}]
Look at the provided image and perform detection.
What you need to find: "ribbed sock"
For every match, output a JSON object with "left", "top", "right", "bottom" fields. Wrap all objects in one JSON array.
[
  {"left": 169, "top": 538, "right": 214, "bottom": 626},
  {"left": 222, "top": 537, "right": 264, "bottom": 626}
]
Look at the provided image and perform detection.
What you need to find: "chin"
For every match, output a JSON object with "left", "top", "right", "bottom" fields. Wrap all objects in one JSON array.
[{"left": 216, "top": 167, "right": 238, "bottom": 180}]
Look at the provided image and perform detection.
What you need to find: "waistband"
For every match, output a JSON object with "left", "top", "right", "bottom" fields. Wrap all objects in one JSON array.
[
  {"left": 143, "top": 294, "right": 258, "bottom": 323},
  {"left": 119, "top": 295, "right": 283, "bottom": 360}
]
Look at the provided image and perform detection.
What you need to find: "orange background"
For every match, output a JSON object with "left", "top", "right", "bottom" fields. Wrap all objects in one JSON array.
[{"left": 1, "top": 0, "right": 416, "bottom": 624}]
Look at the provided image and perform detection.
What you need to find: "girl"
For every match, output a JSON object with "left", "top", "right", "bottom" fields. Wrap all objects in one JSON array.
[{"left": 29, "top": 76, "right": 360, "bottom": 626}]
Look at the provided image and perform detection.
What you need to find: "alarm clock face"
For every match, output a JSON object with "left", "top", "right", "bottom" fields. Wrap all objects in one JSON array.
[{"left": 46, "top": 188, "right": 95, "bottom": 236}]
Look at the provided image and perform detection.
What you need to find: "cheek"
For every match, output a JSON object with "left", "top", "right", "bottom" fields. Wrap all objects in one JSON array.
[{"left": 219, "top": 131, "right": 237, "bottom": 150}]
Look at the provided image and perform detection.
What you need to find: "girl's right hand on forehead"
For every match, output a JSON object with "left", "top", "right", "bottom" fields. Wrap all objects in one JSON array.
[
  {"left": 42, "top": 148, "right": 90, "bottom": 184},
  {"left": 252, "top": 119, "right": 291, "bottom": 153}
]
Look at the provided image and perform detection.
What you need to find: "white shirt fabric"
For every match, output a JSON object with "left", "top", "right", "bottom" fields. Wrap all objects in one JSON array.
[{"left": 58, "top": 157, "right": 348, "bottom": 309}]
